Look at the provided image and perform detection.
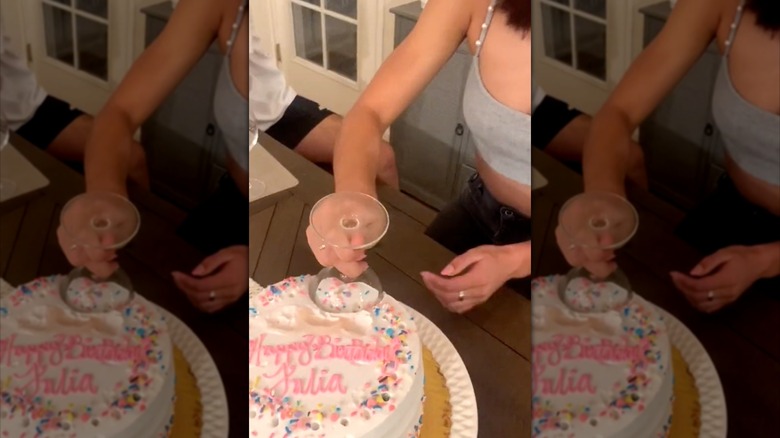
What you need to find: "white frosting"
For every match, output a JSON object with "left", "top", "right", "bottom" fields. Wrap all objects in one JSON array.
[
  {"left": 0, "top": 277, "right": 174, "bottom": 438},
  {"left": 532, "top": 276, "right": 673, "bottom": 438},
  {"left": 249, "top": 276, "right": 424, "bottom": 438}
]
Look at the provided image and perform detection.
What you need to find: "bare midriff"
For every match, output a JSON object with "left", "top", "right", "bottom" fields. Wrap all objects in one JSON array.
[
  {"left": 475, "top": 153, "right": 531, "bottom": 218},
  {"left": 726, "top": 154, "right": 780, "bottom": 216}
]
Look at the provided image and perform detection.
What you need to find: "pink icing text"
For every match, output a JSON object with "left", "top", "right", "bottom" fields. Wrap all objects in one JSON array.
[
  {"left": 0, "top": 334, "right": 149, "bottom": 396},
  {"left": 250, "top": 334, "right": 400, "bottom": 396},
  {"left": 532, "top": 334, "right": 648, "bottom": 396}
]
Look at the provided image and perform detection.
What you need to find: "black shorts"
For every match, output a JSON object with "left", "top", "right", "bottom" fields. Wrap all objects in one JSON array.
[
  {"left": 15, "top": 95, "right": 84, "bottom": 150},
  {"left": 264, "top": 95, "right": 334, "bottom": 149},
  {"left": 532, "top": 95, "right": 582, "bottom": 149}
]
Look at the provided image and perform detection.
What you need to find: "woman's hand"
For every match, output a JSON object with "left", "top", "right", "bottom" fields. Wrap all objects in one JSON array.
[
  {"left": 421, "top": 242, "right": 530, "bottom": 314},
  {"left": 56, "top": 193, "right": 132, "bottom": 279},
  {"left": 555, "top": 224, "right": 617, "bottom": 279},
  {"left": 305, "top": 225, "right": 367, "bottom": 278},
  {"left": 670, "top": 244, "right": 779, "bottom": 313},
  {"left": 172, "top": 245, "right": 248, "bottom": 313},
  {"left": 57, "top": 225, "right": 119, "bottom": 279}
]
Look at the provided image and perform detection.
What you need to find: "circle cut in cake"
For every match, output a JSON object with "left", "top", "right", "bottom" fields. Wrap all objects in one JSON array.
[
  {"left": 531, "top": 275, "right": 674, "bottom": 438},
  {"left": 0, "top": 276, "right": 175, "bottom": 437},
  {"left": 249, "top": 276, "right": 424, "bottom": 437}
]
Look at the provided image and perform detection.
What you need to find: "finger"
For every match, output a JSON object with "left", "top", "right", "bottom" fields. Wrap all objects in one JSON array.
[
  {"left": 583, "top": 260, "right": 618, "bottom": 280},
  {"left": 334, "top": 260, "right": 368, "bottom": 279},
  {"left": 332, "top": 246, "right": 366, "bottom": 264},
  {"left": 86, "top": 261, "right": 120, "bottom": 280},
  {"left": 420, "top": 271, "right": 480, "bottom": 295},
  {"left": 669, "top": 271, "right": 728, "bottom": 294},
  {"left": 440, "top": 249, "right": 483, "bottom": 276},
  {"left": 692, "top": 295, "right": 729, "bottom": 314},
  {"left": 83, "top": 245, "right": 117, "bottom": 265},
  {"left": 556, "top": 226, "right": 613, "bottom": 267},
  {"left": 690, "top": 250, "right": 732, "bottom": 277},
  {"left": 192, "top": 249, "right": 234, "bottom": 276},
  {"left": 306, "top": 226, "right": 340, "bottom": 267},
  {"left": 446, "top": 297, "right": 482, "bottom": 314},
  {"left": 58, "top": 226, "right": 87, "bottom": 266},
  {"left": 171, "top": 271, "right": 227, "bottom": 295}
]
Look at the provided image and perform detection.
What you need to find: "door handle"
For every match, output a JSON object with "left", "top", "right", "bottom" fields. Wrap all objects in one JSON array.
[{"left": 455, "top": 123, "right": 464, "bottom": 136}]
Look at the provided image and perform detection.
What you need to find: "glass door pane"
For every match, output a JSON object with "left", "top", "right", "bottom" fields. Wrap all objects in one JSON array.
[
  {"left": 541, "top": 4, "right": 572, "bottom": 66},
  {"left": 76, "top": 0, "right": 108, "bottom": 18},
  {"left": 292, "top": 4, "right": 324, "bottom": 67},
  {"left": 41, "top": 0, "right": 109, "bottom": 81},
  {"left": 325, "top": 16, "right": 357, "bottom": 80},
  {"left": 76, "top": 16, "right": 108, "bottom": 79},
  {"left": 43, "top": 4, "right": 75, "bottom": 66},
  {"left": 325, "top": 0, "right": 357, "bottom": 19},
  {"left": 574, "top": 16, "right": 606, "bottom": 79},
  {"left": 289, "top": 0, "right": 358, "bottom": 82}
]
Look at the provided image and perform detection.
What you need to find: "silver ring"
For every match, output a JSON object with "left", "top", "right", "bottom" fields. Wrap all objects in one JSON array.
[
  {"left": 209, "top": 291, "right": 216, "bottom": 301},
  {"left": 707, "top": 290, "right": 714, "bottom": 301},
  {"left": 458, "top": 290, "right": 465, "bottom": 302},
  {"left": 318, "top": 244, "right": 327, "bottom": 251},
  {"left": 568, "top": 243, "right": 577, "bottom": 250},
  {"left": 69, "top": 244, "right": 79, "bottom": 250}
]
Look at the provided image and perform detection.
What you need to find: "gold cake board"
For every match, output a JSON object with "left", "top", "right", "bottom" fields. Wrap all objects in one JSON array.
[
  {"left": 170, "top": 347, "right": 204, "bottom": 437},
  {"left": 669, "top": 346, "right": 701, "bottom": 437}
]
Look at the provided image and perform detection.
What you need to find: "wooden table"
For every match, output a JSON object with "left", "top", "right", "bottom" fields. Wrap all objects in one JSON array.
[
  {"left": 0, "top": 134, "right": 247, "bottom": 437},
  {"left": 532, "top": 147, "right": 779, "bottom": 437},
  {"left": 253, "top": 133, "right": 533, "bottom": 437}
]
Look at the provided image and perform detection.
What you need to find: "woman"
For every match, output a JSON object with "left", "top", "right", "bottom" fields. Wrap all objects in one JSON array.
[
  {"left": 56, "top": 0, "right": 249, "bottom": 313},
  {"left": 557, "top": 0, "right": 780, "bottom": 313},
  {"left": 307, "top": 0, "right": 532, "bottom": 314}
]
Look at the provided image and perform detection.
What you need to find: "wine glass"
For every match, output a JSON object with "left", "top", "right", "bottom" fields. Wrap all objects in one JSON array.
[
  {"left": 0, "top": 113, "right": 17, "bottom": 200},
  {"left": 558, "top": 192, "right": 639, "bottom": 313},
  {"left": 309, "top": 192, "right": 389, "bottom": 313},
  {"left": 248, "top": 127, "right": 266, "bottom": 197},
  {"left": 59, "top": 193, "right": 141, "bottom": 313}
]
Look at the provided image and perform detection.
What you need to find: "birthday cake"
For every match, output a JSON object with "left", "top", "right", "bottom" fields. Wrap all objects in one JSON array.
[
  {"left": 0, "top": 276, "right": 175, "bottom": 437},
  {"left": 531, "top": 275, "right": 673, "bottom": 438},
  {"left": 249, "top": 276, "right": 424, "bottom": 437}
]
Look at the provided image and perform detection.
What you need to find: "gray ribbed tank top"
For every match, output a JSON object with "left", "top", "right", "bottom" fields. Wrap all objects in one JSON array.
[
  {"left": 462, "top": 0, "right": 531, "bottom": 187},
  {"left": 711, "top": 0, "right": 780, "bottom": 185},
  {"left": 213, "top": 0, "right": 249, "bottom": 171}
]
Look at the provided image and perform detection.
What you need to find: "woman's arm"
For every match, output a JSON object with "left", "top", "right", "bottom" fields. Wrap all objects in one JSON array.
[
  {"left": 757, "top": 242, "right": 780, "bottom": 279},
  {"left": 84, "top": 0, "right": 224, "bottom": 195},
  {"left": 583, "top": 0, "right": 723, "bottom": 195},
  {"left": 333, "top": 0, "right": 473, "bottom": 195}
]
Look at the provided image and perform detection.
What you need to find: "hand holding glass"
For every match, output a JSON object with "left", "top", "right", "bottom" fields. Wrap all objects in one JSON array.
[
  {"left": 308, "top": 192, "right": 389, "bottom": 313},
  {"left": 59, "top": 193, "right": 141, "bottom": 313}
]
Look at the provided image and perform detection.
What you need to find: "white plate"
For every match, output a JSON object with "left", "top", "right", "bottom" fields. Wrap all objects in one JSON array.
[
  {"left": 532, "top": 167, "right": 548, "bottom": 191},
  {"left": 659, "top": 308, "right": 727, "bottom": 437},
  {"left": 249, "top": 143, "right": 299, "bottom": 203},
  {"left": 0, "top": 278, "right": 13, "bottom": 297},
  {"left": 409, "top": 307, "right": 479, "bottom": 438},
  {"left": 158, "top": 307, "right": 230, "bottom": 438},
  {"left": 0, "top": 143, "right": 49, "bottom": 203}
]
